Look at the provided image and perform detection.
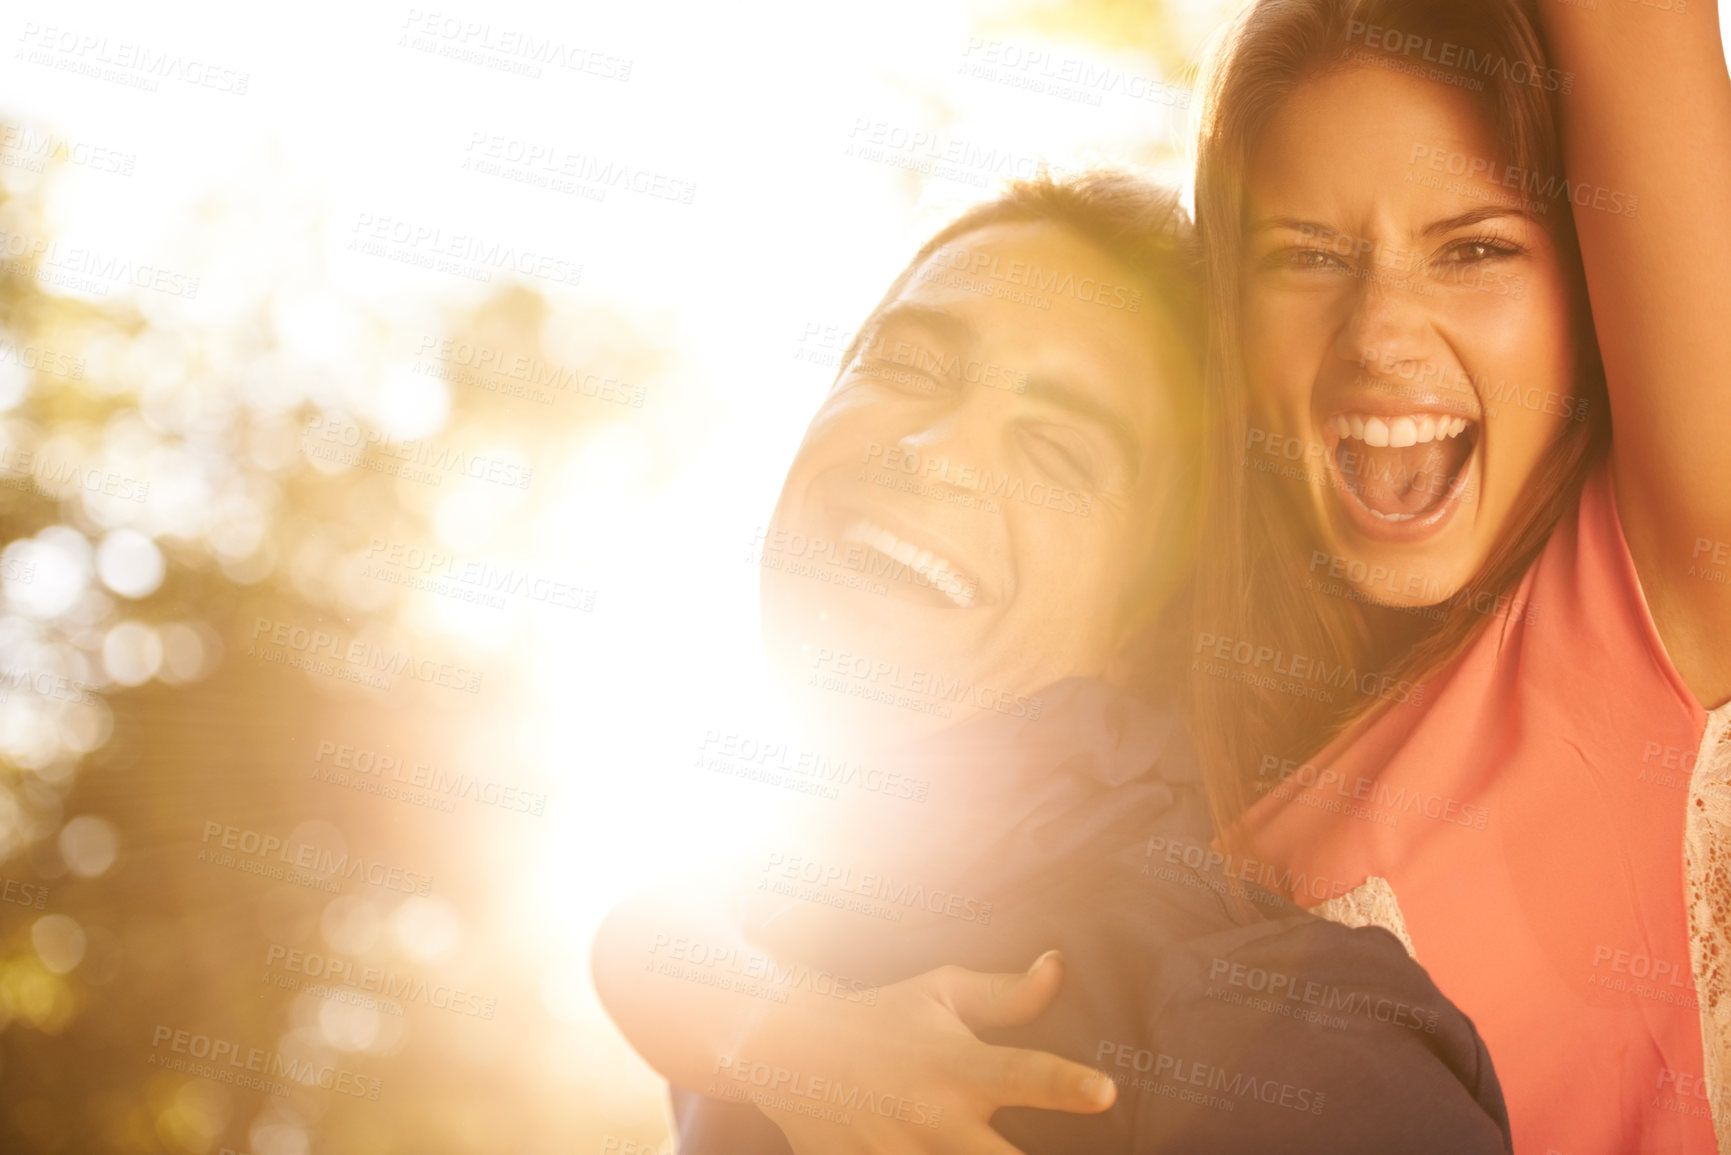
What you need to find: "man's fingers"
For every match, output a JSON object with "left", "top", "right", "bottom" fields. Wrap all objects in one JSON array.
[
  {"left": 966, "top": 1043, "right": 1118, "bottom": 1114},
  {"left": 936, "top": 1125, "right": 1032, "bottom": 1155},
  {"left": 931, "top": 951, "right": 1065, "bottom": 1030},
  {"left": 788, "top": 1117, "right": 1028, "bottom": 1155}
]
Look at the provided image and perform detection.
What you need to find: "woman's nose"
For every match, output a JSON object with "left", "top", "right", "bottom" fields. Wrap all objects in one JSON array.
[{"left": 1335, "top": 272, "right": 1439, "bottom": 385}]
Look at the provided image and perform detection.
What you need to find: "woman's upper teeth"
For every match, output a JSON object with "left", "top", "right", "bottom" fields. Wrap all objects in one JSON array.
[{"left": 1331, "top": 413, "right": 1470, "bottom": 448}]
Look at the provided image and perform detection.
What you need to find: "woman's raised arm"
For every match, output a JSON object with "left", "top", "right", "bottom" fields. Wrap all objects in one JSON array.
[{"left": 1542, "top": 1, "right": 1731, "bottom": 703}]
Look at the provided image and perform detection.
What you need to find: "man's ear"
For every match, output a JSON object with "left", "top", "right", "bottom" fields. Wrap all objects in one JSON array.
[
  {"left": 1100, "top": 600, "right": 1163, "bottom": 692},
  {"left": 1101, "top": 647, "right": 1139, "bottom": 690},
  {"left": 1101, "top": 548, "right": 1190, "bottom": 695}
]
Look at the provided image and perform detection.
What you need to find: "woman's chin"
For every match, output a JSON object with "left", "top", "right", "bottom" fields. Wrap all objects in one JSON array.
[{"left": 1309, "top": 530, "right": 1479, "bottom": 613}]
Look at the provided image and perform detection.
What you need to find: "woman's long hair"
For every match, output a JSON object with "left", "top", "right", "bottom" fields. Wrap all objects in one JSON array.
[{"left": 1189, "top": 0, "right": 1612, "bottom": 837}]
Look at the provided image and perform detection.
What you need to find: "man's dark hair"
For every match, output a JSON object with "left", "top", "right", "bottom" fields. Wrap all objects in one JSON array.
[{"left": 838, "top": 172, "right": 1202, "bottom": 404}]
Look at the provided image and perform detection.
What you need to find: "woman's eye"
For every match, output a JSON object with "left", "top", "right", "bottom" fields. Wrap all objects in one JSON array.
[
  {"left": 1439, "top": 238, "right": 1519, "bottom": 264},
  {"left": 1268, "top": 247, "right": 1350, "bottom": 274}
]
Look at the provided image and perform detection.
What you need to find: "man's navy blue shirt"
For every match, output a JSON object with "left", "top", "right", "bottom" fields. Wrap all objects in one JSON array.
[{"left": 669, "top": 679, "right": 1510, "bottom": 1153}]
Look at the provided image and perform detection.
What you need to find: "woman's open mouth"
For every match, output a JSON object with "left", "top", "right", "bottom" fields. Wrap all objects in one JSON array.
[{"left": 1323, "top": 410, "right": 1479, "bottom": 541}]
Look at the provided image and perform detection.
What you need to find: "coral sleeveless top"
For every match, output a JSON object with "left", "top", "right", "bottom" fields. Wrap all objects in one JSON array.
[{"left": 1242, "top": 464, "right": 1730, "bottom": 1155}]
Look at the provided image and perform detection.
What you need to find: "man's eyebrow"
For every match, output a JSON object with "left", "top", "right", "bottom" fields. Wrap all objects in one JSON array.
[
  {"left": 1022, "top": 374, "right": 1142, "bottom": 480},
  {"left": 860, "top": 302, "right": 974, "bottom": 346}
]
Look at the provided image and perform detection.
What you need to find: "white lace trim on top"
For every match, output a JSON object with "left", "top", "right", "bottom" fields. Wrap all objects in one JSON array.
[
  {"left": 1686, "top": 699, "right": 1731, "bottom": 1152},
  {"left": 1310, "top": 875, "right": 1417, "bottom": 960}
]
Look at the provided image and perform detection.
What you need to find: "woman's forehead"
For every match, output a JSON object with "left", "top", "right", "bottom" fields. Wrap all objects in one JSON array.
[{"left": 1250, "top": 66, "right": 1501, "bottom": 195}]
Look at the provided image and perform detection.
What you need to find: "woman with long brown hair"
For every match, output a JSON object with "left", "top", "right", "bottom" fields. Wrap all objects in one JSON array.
[{"left": 1188, "top": 0, "right": 1730, "bottom": 1150}]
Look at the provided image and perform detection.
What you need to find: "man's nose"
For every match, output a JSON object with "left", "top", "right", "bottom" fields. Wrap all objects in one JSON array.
[{"left": 893, "top": 392, "right": 1005, "bottom": 486}]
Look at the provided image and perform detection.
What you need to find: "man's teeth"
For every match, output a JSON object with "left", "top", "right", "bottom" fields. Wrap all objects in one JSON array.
[
  {"left": 843, "top": 520, "right": 976, "bottom": 608},
  {"left": 1331, "top": 413, "right": 1470, "bottom": 448}
]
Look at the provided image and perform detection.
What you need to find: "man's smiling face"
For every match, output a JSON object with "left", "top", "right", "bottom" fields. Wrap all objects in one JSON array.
[{"left": 761, "top": 221, "right": 1188, "bottom": 741}]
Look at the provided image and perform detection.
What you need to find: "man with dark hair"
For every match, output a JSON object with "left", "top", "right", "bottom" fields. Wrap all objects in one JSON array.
[{"left": 594, "top": 174, "right": 1510, "bottom": 1155}]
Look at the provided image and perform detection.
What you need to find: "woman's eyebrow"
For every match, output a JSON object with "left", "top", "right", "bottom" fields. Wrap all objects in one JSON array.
[
  {"left": 1022, "top": 374, "right": 1142, "bottom": 480},
  {"left": 1420, "top": 206, "right": 1532, "bottom": 237},
  {"left": 1248, "top": 208, "right": 1537, "bottom": 242},
  {"left": 1246, "top": 215, "right": 1333, "bottom": 235}
]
